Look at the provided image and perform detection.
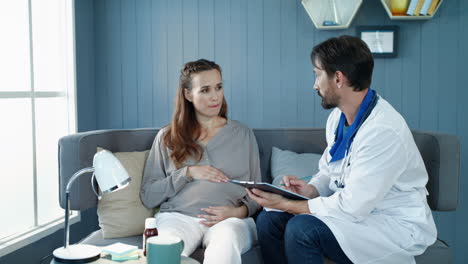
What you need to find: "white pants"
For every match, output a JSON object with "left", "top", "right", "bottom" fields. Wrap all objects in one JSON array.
[{"left": 154, "top": 212, "right": 257, "bottom": 264}]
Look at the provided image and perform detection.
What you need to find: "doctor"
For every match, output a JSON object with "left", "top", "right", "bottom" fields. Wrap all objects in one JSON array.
[{"left": 247, "top": 35, "right": 437, "bottom": 264}]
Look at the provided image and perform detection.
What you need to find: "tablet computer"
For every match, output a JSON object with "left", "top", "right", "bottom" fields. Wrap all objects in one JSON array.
[{"left": 229, "top": 180, "right": 308, "bottom": 200}]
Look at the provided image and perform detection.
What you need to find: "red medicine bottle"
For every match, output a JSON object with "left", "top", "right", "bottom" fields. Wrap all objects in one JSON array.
[{"left": 143, "top": 217, "right": 158, "bottom": 256}]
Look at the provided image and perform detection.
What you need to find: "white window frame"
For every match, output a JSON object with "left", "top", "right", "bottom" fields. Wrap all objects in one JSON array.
[{"left": 0, "top": 0, "right": 80, "bottom": 257}]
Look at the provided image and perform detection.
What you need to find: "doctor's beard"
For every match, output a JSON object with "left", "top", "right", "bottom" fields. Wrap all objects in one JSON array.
[{"left": 318, "top": 90, "right": 339, "bottom": 110}]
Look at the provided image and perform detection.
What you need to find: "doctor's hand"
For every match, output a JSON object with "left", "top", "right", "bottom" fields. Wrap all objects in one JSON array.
[
  {"left": 247, "top": 188, "right": 312, "bottom": 215},
  {"left": 246, "top": 188, "right": 289, "bottom": 210},
  {"left": 282, "top": 175, "right": 318, "bottom": 199},
  {"left": 187, "top": 165, "right": 229, "bottom": 183},
  {"left": 198, "top": 205, "right": 247, "bottom": 227}
]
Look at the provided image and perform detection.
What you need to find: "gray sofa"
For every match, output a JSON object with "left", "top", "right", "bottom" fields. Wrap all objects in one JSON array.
[{"left": 58, "top": 128, "right": 460, "bottom": 264}]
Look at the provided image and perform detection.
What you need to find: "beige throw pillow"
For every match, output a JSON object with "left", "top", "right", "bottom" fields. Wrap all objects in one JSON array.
[{"left": 96, "top": 148, "right": 154, "bottom": 238}]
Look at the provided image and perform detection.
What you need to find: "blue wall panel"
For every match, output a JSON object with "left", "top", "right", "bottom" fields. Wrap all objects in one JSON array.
[
  {"left": 135, "top": 0, "right": 153, "bottom": 128},
  {"left": 152, "top": 0, "right": 169, "bottom": 126},
  {"left": 262, "top": 0, "right": 281, "bottom": 128},
  {"left": 75, "top": 0, "right": 95, "bottom": 132},
  {"left": 383, "top": 54, "right": 403, "bottom": 113},
  {"left": 182, "top": 0, "right": 198, "bottom": 63},
  {"left": 229, "top": 0, "right": 247, "bottom": 123},
  {"left": 400, "top": 23, "right": 421, "bottom": 129},
  {"left": 106, "top": 0, "right": 123, "bottom": 129},
  {"left": 280, "top": 0, "right": 297, "bottom": 127},
  {"left": 121, "top": 0, "right": 138, "bottom": 129},
  {"left": 245, "top": 0, "right": 263, "bottom": 128},
  {"left": 296, "top": 0, "right": 315, "bottom": 127},
  {"left": 198, "top": 0, "right": 214, "bottom": 61},
  {"left": 419, "top": 18, "right": 438, "bottom": 132},
  {"left": 94, "top": 0, "right": 107, "bottom": 129},
  {"left": 167, "top": 0, "right": 183, "bottom": 122},
  {"left": 73, "top": 0, "right": 468, "bottom": 263}
]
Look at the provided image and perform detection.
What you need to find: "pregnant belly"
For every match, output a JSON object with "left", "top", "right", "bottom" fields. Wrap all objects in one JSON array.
[{"left": 170, "top": 180, "right": 246, "bottom": 208}]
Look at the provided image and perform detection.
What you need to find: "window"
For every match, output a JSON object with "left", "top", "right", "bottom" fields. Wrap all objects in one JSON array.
[{"left": 0, "top": 0, "right": 76, "bottom": 252}]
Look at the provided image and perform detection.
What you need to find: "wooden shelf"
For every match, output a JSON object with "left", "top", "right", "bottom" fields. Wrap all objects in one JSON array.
[
  {"left": 380, "top": 0, "right": 444, "bottom": 20},
  {"left": 301, "top": 0, "right": 363, "bottom": 30}
]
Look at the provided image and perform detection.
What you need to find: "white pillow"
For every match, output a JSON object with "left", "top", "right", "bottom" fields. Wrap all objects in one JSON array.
[{"left": 270, "top": 147, "right": 322, "bottom": 186}]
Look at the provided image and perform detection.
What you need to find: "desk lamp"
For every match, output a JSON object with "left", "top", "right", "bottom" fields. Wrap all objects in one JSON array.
[{"left": 53, "top": 150, "right": 131, "bottom": 263}]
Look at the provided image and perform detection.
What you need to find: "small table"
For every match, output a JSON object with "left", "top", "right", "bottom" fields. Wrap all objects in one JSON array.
[{"left": 51, "top": 250, "right": 200, "bottom": 264}]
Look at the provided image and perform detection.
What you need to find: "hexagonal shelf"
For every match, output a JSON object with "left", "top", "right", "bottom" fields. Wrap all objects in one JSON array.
[
  {"left": 301, "top": 0, "right": 363, "bottom": 30},
  {"left": 380, "top": 0, "right": 444, "bottom": 20}
]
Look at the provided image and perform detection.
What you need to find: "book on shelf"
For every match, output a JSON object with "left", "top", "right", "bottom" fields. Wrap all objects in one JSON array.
[
  {"left": 419, "top": 0, "right": 433, "bottom": 15},
  {"left": 413, "top": 0, "right": 426, "bottom": 15},
  {"left": 406, "top": 0, "right": 419, "bottom": 15},
  {"left": 427, "top": 0, "right": 440, "bottom": 15}
]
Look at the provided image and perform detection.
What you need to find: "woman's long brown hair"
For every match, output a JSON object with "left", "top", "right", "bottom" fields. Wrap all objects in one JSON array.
[{"left": 163, "top": 59, "right": 228, "bottom": 168}]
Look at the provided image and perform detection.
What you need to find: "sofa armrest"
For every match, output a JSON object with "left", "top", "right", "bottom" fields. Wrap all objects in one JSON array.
[{"left": 417, "top": 131, "right": 460, "bottom": 211}]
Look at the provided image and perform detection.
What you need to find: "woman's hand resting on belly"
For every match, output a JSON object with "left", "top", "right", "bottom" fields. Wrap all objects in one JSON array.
[
  {"left": 198, "top": 205, "right": 248, "bottom": 227},
  {"left": 187, "top": 165, "right": 229, "bottom": 183}
]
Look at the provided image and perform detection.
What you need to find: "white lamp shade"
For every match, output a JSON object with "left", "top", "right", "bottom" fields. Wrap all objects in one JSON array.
[{"left": 93, "top": 150, "right": 130, "bottom": 194}]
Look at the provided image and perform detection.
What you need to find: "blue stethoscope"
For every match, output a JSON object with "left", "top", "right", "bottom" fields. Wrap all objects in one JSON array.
[{"left": 330, "top": 92, "right": 379, "bottom": 189}]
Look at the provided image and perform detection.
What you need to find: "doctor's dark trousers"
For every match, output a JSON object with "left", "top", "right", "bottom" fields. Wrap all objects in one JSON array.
[{"left": 256, "top": 210, "right": 353, "bottom": 264}]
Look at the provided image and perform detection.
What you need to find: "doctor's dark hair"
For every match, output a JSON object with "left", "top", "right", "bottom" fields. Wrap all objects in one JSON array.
[
  {"left": 311, "top": 35, "right": 374, "bottom": 91},
  {"left": 163, "top": 59, "right": 228, "bottom": 168}
]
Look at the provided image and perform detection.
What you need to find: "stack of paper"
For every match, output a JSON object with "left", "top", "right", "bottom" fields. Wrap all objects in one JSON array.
[{"left": 102, "top": 243, "right": 139, "bottom": 261}]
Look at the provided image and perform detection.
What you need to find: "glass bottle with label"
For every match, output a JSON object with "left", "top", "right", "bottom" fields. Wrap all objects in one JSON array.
[{"left": 143, "top": 218, "right": 158, "bottom": 256}]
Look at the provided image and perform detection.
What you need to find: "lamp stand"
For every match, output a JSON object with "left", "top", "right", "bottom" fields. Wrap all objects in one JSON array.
[{"left": 53, "top": 168, "right": 101, "bottom": 263}]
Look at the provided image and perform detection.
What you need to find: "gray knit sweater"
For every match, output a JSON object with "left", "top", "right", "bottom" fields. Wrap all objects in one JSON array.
[{"left": 140, "top": 120, "right": 261, "bottom": 217}]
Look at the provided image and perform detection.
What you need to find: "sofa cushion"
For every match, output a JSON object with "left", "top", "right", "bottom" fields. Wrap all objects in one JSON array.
[
  {"left": 96, "top": 148, "right": 154, "bottom": 238},
  {"left": 270, "top": 147, "right": 322, "bottom": 186}
]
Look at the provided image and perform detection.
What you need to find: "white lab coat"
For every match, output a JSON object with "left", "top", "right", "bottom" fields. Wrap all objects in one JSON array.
[{"left": 308, "top": 97, "right": 437, "bottom": 264}]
